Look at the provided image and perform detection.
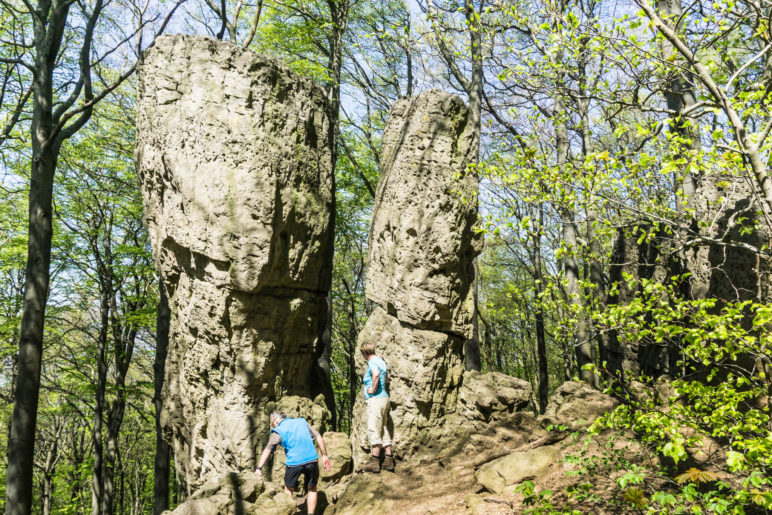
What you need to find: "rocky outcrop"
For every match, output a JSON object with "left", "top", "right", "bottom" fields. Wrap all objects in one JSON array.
[
  {"left": 365, "top": 92, "right": 481, "bottom": 336},
  {"left": 168, "top": 472, "right": 295, "bottom": 515},
  {"left": 538, "top": 381, "right": 619, "bottom": 429},
  {"left": 457, "top": 370, "right": 532, "bottom": 423},
  {"left": 351, "top": 91, "right": 482, "bottom": 463},
  {"left": 686, "top": 176, "right": 770, "bottom": 303},
  {"left": 136, "top": 35, "right": 334, "bottom": 491},
  {"left": 607, "top": 179, "right": 771, "bottom": 378}
]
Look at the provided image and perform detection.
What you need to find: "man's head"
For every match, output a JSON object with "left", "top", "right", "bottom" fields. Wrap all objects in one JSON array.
[
  {"left": 360, "top": 341, "right": 376, "bottom": 359},
  {"left": 269, "top": 411, "right": 286, "bottom": 428}
]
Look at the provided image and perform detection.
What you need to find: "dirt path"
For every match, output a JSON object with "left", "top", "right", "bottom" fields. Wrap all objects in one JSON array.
[{"left": 327, "top": 429, "right": 533, "bottom": 514}]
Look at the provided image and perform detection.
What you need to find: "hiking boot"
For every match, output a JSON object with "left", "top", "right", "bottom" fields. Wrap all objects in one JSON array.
[
  {"left": 382, "top": 454, "right": 395, "bottom": 472},
  {"left": 360, "top": 455, "right": 380, "bottom": 473}
]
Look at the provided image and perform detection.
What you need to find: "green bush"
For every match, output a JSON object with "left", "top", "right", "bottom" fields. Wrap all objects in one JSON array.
[{"left": 588, "top": 278, "right": 772, "bottom": 513}]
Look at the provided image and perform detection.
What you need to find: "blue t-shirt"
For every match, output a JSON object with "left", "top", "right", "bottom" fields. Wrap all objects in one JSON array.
[
  {"left": 271, "top": 417, "right": 319, "bottom": 466},
  {"left": 363, "top": 356, "right": 388, "bottom": 400}
]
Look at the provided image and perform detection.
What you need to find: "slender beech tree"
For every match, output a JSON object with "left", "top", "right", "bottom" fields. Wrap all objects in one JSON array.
[
  {"left": 5, "top": 0, "right": 108, "bottom": 509},
  {"left": 1, "top": 0, "right": 180, "bottom": 508},
  {"left": 153, "top": 282, "right": 170, "bottom": 515}
]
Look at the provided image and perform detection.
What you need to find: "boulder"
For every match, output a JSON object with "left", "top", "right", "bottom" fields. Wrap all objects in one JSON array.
[
  {"left": 252, "top": 484, "right": 296, "bottom": 515},
  {"left": 172, "top": 472, "right": 294, "bottom": 515},
  {"left": 320, "top": 431, "right": 353, "bottom": 482},
  {"left": 474, "top": 445, "right": 560, "bottom": 495},
  {"left": 351, "top": 91, "right": 482, "bottom": 465},
  {"left": 136, "top": 34, "right": 334, "bottom": 491},
  {"left": 539, "top": 381, "right": 619, "bottom": 429},
  {"left": 458, "top": 370, "right": 532, "bottom": 422},
  {"left": 268, "top": 394, "right": 331, "bottom": 433}
]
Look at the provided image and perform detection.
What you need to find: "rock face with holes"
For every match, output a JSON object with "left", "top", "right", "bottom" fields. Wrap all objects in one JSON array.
[
  {"left": 136, "top": 35, "right": 333, "bottom": 492},
  {"left": 351, "top": 91, "right": 482, "bottom": 463},
  {"left": 686, "top": 176, "right": 770, "bottom": 303},
  {"left": 607, "top": 177, "right": 771, "bottom": 378},
  {"left": 168, "top": 471, "right": 296, "bottom": 515}
]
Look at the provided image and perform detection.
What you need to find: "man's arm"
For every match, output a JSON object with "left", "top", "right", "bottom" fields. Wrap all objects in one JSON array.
[
  {"left": 255, "top": 433, "right": 282, "bottom": 478},
  {"left": 314, "top": 430, "right": 332, "bottom": 472},
  {"left": 367, "top": 370, "right": 379, "bottom": 395}
]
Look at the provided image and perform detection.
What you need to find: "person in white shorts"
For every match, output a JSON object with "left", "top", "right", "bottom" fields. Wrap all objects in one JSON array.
[{"left": 359, "top": 341, "right": 394, "bottom": 473}]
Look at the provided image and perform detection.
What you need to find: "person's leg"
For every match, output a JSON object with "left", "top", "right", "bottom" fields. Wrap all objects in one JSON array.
[
  {"left": 381, "top": 397, "right": 395, "bottom": 471},
  {"left": 361, "top": 399, "right": 382, "bottom": 472},
  {"left": 381, "top": 398, "right": 392, "bottom": 455},
  {"left": 367, "top": 399, "right": 383, "bottom": 450},
  {"left": 305, "top": 462, "right": 320, "bottom": 514},
  {"left": 284, "top": 464, "right": 300, "bottom": 496},
  {"left": 307, "top": 486, "right": 318, "bottom": 514}
]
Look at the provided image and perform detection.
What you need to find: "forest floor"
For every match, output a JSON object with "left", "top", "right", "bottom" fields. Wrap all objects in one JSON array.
[
  {"left": 325, "top": 425, "right": 658, "bottom": 514},
  {"left": 324, "top": 420, "right": 540, "bottom": 514},
  {"left": 325, "top": 445, "right": 518, "bottom": 514}
]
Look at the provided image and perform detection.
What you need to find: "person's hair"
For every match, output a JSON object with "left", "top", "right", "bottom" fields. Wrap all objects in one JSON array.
[
  {"left": 269, "top": 411, "right": 286, "bottom": 423},
  {"left": 360, "top": 341, "right": 376, "bottom": 356}
]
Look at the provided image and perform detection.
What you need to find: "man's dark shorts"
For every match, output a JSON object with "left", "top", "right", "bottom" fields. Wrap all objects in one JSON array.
[{"left": 284, "top": 460, "right": 319, "bottom": 489}]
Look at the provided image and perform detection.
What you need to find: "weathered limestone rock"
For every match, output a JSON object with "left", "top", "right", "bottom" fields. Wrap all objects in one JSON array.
[
  {"left": 366, "top": 92, "right": 481, "bottom": 336},
  {"left": 457, "top": 370, "right": 532, "bottom": 423},
  {"left": 474, "top": 445, "right": 560, "bottom": 495},
  {"left": 320, "top": 432, "right": 353, "bottom": 482},
  {"left": 686, "top": 176, "right": 771, "bottom": 303},
  {"left": 136, "top": 35, "right": 333, "bottom": 491},
  {"left": 268, "top": 394, "right": 330, "bottom": 433},
  {"left": 351, "top": 91, "right": 482, "bottom": 463},
  {"left": 539, "top": 381, "right": 619, "bottom": 429},
  {"left": 607, "top": 178, "right": 771, "bottom": 378},
  {"left": 171, "top": 472, "right": 295, "bottom": 515}
]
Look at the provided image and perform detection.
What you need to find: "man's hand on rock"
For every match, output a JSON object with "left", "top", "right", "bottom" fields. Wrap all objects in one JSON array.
[
  {"left": 322, "top": 455, "right": 331, "bottom": 471},
  {"left": 255, "top": 468, "right": 263, "bottom": 480}
]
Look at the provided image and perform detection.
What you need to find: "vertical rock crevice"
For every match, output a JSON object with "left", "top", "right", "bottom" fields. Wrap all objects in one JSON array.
[{"left": 136, "top": 35, "right": 334, "bottom": 492}]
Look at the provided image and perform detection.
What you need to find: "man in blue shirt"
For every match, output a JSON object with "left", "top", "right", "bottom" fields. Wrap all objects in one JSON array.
[
  {"left": 359, "top": 341, "right": 394, "bottom": 473},
  {"left": 255, "top": 411, "right": 331, "bottom": 515}
]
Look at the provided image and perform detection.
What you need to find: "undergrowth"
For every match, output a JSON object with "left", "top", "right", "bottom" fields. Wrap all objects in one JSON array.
[{"left": 515, "top": 278, "right": 772, "bottom": 514}]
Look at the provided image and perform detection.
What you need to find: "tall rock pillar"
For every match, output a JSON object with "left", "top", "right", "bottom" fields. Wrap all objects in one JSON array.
[
  {"left": 351, "top": 91, "right": 482, "bottom": 461},
  {"left": 135, "top": 35, "right": 334, "bottom": 491}
]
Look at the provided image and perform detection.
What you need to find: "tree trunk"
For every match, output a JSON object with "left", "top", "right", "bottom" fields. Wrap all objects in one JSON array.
[
  {"left": 533, "top": 207, "right": 549, "bottom": 413},
  {"left": 41, "top": 473, "right": 53, "bottom": 515},
  {"left": 5, "top": 0, "right": 88, "bottom": 509},
  {"left": 314, "top": 0, "right": 349, "bottom": 424},
  {"left": 554, "top": 90, "right": 593, "bottom": 384},
  {"left": 153, "top": 281, "right": 171, "bottom": 515},
  {"left": 464, "top": 261, "right": 482, "bottom": 371},
  {"left": 656, "top": 0, "right": 700, "bottom": 207},
  {"left": 342, "top": 277, "right": 358, "bottom": 432},
  {"left": 464, "top": 0, "right": 484, "bottom": 371},
  {"left": 5, "top": 26, "right": 61, "bottom": 507},
  {"left": 103, "top": 281, "right": 137, "bottom": 515},
  {"left": 91, "top": 285, "right": 110, "bottom": 515},
  {"left": 577, "top": 62, "right": 608, "bottom": 381}
]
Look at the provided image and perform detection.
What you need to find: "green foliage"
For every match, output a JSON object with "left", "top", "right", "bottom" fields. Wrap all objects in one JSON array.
[
  {"left": 515, "top": 480, "right": 555, "bottom": 514},
  {"left": 586, "top": 278, "right": 772, "bottom": 513}
]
